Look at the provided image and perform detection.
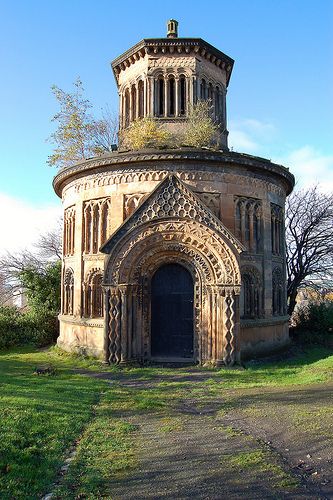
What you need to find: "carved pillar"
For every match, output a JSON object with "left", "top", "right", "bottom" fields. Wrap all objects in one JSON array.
[
  {"left": 119, "top": 286, "right": 128, "bottom": 362},
  {"left": 215, "top": 287, "right": 225, "bottom": 366},
  {"left": 108, "top": 287, "right": 122, "bottom": 363},
  {"left": 103, "top": 287, "right": 110, "bottom": 362},
  {"left": 222, "top": 289, "right": 236, "bottom": 366}
]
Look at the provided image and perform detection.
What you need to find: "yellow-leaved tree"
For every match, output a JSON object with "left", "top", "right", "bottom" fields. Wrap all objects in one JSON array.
[
  {"left": 182, "top": 100, "right": 220, "bottom": 148},
  {"left": 121, "top": 117, "right": 171, "bottom": 150}
]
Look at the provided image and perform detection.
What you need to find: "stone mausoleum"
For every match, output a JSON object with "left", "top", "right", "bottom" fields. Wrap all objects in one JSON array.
[{"left": 54, "top": 20, "right": 294, "bottom": 366}]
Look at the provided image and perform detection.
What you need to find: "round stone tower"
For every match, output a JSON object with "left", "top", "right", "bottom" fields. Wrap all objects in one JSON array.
[{"left": 54, "top": 21, "right": 294, "bottom": 365}]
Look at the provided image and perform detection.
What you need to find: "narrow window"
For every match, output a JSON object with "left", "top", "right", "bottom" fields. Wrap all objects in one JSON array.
[
  {"left": 169, "top": 77, "right": 175, "bottom": 116},
  {"left": 124, "top": 89, "right": 130, "bottom": 127},
  {"left": 158, "top": 78, "right": 164, "bottom": 115},
  {"left": 215, "top": 86, "right": 220, "bottom": 119},
  {"left": 138, "top": 80, "right": 144, "bottom": 118},
  {"left": 63, "top": 269, "right": 74, "bottom": 315},
  {"left": 180, "top": 76, "right": 186, "bottom": 115},
  {"left": 131, "top": 84, "right": 136, "bottom": 121},
  {"left": 201, "top": 79, "right": 206, "bottom": 99}
]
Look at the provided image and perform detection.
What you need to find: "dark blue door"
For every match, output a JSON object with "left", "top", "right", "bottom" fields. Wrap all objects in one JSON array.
[{"left": 151, "top": 263, "right": 194, "bottom": 358}]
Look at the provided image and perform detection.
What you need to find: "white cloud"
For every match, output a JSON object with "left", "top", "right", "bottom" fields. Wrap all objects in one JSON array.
[
  {"left": 228, "top": 118, "right": 276, "bottom": 153},
  {"left": 228, "top": 118, "right": 333, "bottom": 191},
  {"left": 274, "top": 146, "right": 333, "bottom": 192},
  {"left": 0, "top": 193, "right": 62, "bottom": 255}
]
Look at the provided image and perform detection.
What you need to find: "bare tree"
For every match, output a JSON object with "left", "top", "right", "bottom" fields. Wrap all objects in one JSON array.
[
  {"left": 91, "top": 107, "right": 118, "bottom": 155},
  {"left": 286, "top": 186, "right": 333, "bottom": 316},
  {"left": 0, "top": 223, "right": 62, "bottom": 306},
  {"left": 34, "top": 219, "right": 62, "bottom": 260}
]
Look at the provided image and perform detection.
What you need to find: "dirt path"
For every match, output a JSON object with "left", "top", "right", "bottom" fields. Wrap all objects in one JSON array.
[{"left": 75, "top": 369, "right": 332, "bottom": 499}]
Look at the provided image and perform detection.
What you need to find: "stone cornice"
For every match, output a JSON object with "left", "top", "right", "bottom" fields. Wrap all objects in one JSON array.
[
  {"left": 53, "top": 149, "right": 295, "bottom": 197},
  {"left": 111, "top": 38, "right": 234, "bottom": 86}
]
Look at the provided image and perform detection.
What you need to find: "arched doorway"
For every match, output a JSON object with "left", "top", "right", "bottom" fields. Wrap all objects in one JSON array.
[{"left": 151, "top": 263, "right": 194, "bottom": 359}]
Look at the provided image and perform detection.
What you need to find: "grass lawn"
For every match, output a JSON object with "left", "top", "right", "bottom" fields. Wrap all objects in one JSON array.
[{"left": 0, "top": 345, "right": 332, "bottom": 499}]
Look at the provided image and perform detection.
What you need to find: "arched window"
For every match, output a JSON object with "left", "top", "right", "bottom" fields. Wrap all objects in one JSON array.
[
  {"left": 179, "top": 75, "right": 186, "bottom": 115},
  {"left": 271, "top": 204, "right": 284, "bottom": 255},
  {"left": 83, "top": 198, "right": 111, "bottom": 254},
  {"left": 241, "top": 267, "right": 262, "bottom": 319},
  {"left": 63, "top": 206, "right": 75, "bottom": 256},
  {"left": 158, "top": 77, "right": 164, "bottom": 115},
  {"left": 131, "top": 84, "right": 136, "bottom": 121},
  {"left": 200, "top": 79, "right": 207, "bottom": 100},
  {"left": 63, "top": 268, "right": 74, "bottom": 315},
  {"left": 235, "top": 197, "right": 262, "bottom": 253},
  {"left": 272, "top": 268, "right": 284, "bottom": 316},
  {"left": 215, "top": 86, "right": 220, "bottom": 120},
  {"left": 208, "top": 82, "right": 213, "bottom": 101},
  {"left": 124, "top": 89, "right": 130, "bottom": 127},
  {"left": 168, "top": 76, "right": 175, "bottom": 116},
  {"left": 83, "top": 270, "right": 104, "bottom": 318},
  {"left": 138, "top": 80, "right": 144, "bottom": 118}
]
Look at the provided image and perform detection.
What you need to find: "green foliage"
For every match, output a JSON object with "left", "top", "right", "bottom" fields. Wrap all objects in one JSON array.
[
  {"left": 48, "top": 79, "right": 117, "bottom": 168},
  {"left": 292, "top": 300, "right": 333, "bottom": 345},
  {"left": 48, "top": 78, "right": 94, "bottom": 168},
  {"left": 0, "top": 306, "right": 58, "bottom": 349},
  {"left": 121, "top": 116, "right": 172, "bottom": 150},
  {"left": 19, "top": 260, "right": 61, "bottom": 314},
  {"left": 0, "top": 261, "right": 61, "bottom": 349},
  {"left": 182, "top": 100, "right": 220, "bottom": 148}
]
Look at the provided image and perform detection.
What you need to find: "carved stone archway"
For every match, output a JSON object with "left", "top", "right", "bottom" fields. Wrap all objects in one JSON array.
[{"left": 101, "top": 175, "right": 243, "bottom": 366}]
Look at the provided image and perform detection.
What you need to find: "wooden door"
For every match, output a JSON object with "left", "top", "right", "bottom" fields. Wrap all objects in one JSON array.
[{"left": 151, "top": 263, "right": 194, "bottom": 359}]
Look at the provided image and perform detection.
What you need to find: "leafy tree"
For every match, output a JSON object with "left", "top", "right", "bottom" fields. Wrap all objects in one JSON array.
[
  {"left": 286, "top": 186, "right": 333, "bottom": 316},
  {"left": 183, "top": 100, "right": 220, "bottom": 148},
  {"left": 48, "top": 78, "right": 118, "bottom": 168},
  {"left": 19, "top": 260, "right": 61, "bottom": 314}
]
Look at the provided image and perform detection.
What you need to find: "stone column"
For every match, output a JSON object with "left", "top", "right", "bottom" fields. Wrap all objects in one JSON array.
[
  {"left": 222, "top": 289, "right": 237, "bottom": 366},
  {"left": 108, "top": 287, "right": 122, "bottom": 364},
  {"left": 119, "top": 286, "right": 128, "bottom": 363},
  {"left": 103, "top": 287, "right": 110, "bottom": 362}
]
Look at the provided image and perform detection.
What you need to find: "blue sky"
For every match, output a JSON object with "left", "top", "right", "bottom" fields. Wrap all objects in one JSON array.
[{"left": 0, "top": 0, "right": 332, "bottom": 251}]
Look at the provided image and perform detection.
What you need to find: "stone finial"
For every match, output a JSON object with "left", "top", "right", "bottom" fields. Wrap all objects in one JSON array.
[{"left": 167, "top": 19, "right": 178, "bottom": 38}]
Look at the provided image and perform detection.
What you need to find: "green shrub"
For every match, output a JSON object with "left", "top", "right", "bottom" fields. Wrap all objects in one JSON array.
[
  {"left": 0, "top": 306, "right": 58, "bottom": 350},
  {"left": 182, "top": 100, "right": 220, "bottom": 148},
  {"left": 292, "top": 300, "right": 333, "bottom": 345},
  {"left": 121, "top": 117, "right": 172, "bottom": 150}
]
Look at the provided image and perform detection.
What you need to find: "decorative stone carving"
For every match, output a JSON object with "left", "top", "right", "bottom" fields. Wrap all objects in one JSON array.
[
  {"left": 196, "top": 192, "right": 221, "bottom": 218},
  {"left": 123, "top": 193, "right": 146, "bottom": 219}
]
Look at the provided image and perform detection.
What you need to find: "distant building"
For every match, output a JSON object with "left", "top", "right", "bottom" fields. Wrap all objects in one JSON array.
[{"left": 54, "top": 21, "right": 294, "bottom": 365}]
